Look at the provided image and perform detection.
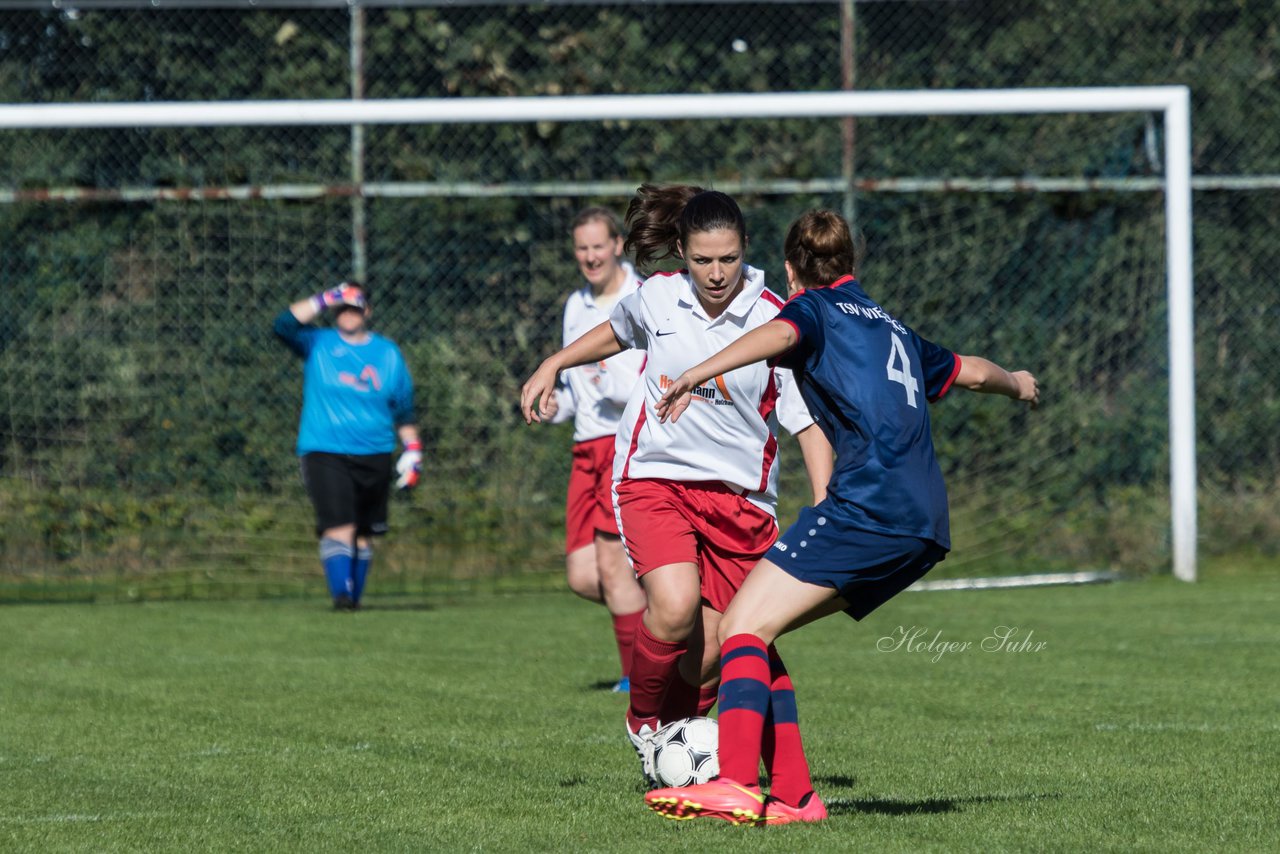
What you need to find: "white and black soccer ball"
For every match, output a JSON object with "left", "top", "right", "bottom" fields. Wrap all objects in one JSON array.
[{"left": 652, "top": 716, "right": 719, "bottom": 787}]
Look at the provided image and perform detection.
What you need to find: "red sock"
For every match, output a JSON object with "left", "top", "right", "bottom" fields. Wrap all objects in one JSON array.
[
  {"left": 658, "top": 662, "right": 700, "bottom": 723},
  {"left": 611, "top": 609, "right": 644, "bottom": 678},
  {"left": 760, "top": 645, "right": 814, "bottom": 806},
  {"left": 627, "top": 620, "right": 685, "bottom": 731},
  {"left": 716, "top": 633, "right": 771, "bottom": 787}
]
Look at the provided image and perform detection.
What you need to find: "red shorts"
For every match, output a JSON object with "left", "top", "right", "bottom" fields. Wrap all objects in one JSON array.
[
  {"left": 614, "top": 478, "right": 778, "bottom": 612},
  {"left": 565, "top": 435, "right": 620, "bottom": 553}
]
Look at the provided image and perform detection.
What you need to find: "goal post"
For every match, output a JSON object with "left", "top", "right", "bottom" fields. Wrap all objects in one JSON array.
[{"left": 0, "top": 87, "right": 1198, "bottom": 591}]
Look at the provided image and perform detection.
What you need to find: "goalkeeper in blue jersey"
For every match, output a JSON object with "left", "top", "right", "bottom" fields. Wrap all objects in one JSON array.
[{"left": 273, "top": 282, "right": 421, "bottom": 611}]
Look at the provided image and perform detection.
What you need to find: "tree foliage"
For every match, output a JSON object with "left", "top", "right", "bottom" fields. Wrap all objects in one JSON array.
[{"left": 0, "top": 2, "right": 1276, "bottom": 590}]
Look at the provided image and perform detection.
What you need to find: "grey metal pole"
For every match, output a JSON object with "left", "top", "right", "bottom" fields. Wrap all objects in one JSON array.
[
  {"left": 840, "top": 0, "right": 857, "bottom": 228},
  {"left": 350, "top": 6, "right": 367, "bottom": 283}
]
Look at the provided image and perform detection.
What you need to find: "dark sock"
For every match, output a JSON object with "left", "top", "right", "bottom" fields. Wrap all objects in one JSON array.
[
  {"left": 627, "top": 620, "right": 685, "bottom": 730},
  {"left": 319, "top": 537, "right": 354, "bottom": 601}
]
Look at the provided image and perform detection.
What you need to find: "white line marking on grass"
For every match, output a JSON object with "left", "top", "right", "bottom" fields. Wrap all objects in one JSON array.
[
  {"left": 1093, "top": 722, "right": 1280, "bottom": 733},
  {"left": 193, "top": 744, "right": 231, "bottom": 756},
  {"left": 910, "top": 571, "right": 1121, "bottom": 591},
  {"left": 186, "top": 742, "right": 374, "bottom": 758},
  {"left": 2, "top": 812, "right": 173, "bottom": 824}
]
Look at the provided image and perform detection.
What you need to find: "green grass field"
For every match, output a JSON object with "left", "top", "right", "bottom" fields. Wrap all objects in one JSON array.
[{"left": 2, "top": 572, "right": 1276, "bottom": 852}]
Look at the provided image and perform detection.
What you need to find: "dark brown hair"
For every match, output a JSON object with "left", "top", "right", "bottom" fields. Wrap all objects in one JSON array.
[
  {"left": 783, "top": 209, "right": 864, "bottom": 287},
  {"left": 623, "top": 183, "right": 747, "bottom": 273}
]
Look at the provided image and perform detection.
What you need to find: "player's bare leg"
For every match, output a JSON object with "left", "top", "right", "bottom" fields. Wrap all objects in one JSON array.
[
  {"left": 566, "top": 536, "right": 645, "bottom": 689},
  {"left": 637, "top": 562, "right": 701, "bottom": 641},
  {"left": 565, "top": 545, "right": 605, "bottom": 604},
  {"left": 595, "top": 532, "right": 646, "bottom": 691},
  {"left": 696, "top": 606, "right": 722, "bottom": 680},
  {"left": 627, "top": 562, "right": 700, "bottom": 787},
  {"left": 648, "top": 561, "right": 842, "bottom": 822},
  {"left": 722, "top": 561, "right": 840, "bottom": 821},
  {"left": 320, "top": 524, "right": 356, "bottom": 546},
  {"left": 596, "top": 533, "right": 645, "bottom": 614},
  {"left": 718, "top": 559, "right": 847, "bottom": 646},
  {"left": 660, "top": 604, "right": 721, "bottom": 721}
]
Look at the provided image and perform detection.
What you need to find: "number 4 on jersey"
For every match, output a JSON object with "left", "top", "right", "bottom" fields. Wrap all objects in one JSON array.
[{"left": 886, "top": 333, "right": 920, "bottom": 408}]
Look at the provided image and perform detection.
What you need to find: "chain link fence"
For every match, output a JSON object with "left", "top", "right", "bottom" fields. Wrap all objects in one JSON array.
[{"left": 1, "top": 0, "right": 1277, "bottom": 601}]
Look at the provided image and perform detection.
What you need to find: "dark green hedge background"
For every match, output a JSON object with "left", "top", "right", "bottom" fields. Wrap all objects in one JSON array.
[{"left": 0, "top": 1, "right": 1276, "bottom": 600}]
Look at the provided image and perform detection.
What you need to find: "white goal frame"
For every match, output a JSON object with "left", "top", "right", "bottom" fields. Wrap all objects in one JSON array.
[{"left": 0, "top": 86, "right": 1197, "bottom": 581}]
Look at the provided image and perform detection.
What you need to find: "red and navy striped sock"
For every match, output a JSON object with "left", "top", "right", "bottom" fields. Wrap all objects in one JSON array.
[
  {"left": 716, "top": 633, "right": 771, "bottom": 787},
  {"left": 627, "top": 620, "right": 684, "bottom": 731},
  {"left": 760, "top": 645, "right": 814, "bottom": 807},
  {"left": 611, "top": 608, "right": 644, "bottom": 679}
]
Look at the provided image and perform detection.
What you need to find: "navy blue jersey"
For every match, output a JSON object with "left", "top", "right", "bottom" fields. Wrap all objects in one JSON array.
[
  {"left": 274, "top": 310, "right": 415, "bottom": 456},
  {"left": 773, "top": 276, "right": 960, "bottom": 547}
]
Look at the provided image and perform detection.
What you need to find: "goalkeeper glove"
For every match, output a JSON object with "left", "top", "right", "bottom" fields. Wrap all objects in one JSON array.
[
  {"left": 396, "top": 441, "right": 423, "bottom": 491},
  {"left": 312, "top": 283, "right": 367, "bottom": 313}
]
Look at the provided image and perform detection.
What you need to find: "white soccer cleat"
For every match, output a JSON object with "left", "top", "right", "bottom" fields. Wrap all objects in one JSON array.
[{"left": 625, "top": 716, "right": 660, "bottom": 790}]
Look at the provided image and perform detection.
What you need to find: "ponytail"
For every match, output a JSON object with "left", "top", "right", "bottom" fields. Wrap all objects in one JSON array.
[
  {"left": 624, "top": 183, "right": 747, "bottom": 274},
  {"left": 783, "top": 209, "right": 863, "bottom": 288}
]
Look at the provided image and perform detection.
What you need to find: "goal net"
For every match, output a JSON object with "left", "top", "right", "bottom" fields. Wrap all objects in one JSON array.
[{"left": 0, "top": 89, "right": 1195, "bottom": 601}]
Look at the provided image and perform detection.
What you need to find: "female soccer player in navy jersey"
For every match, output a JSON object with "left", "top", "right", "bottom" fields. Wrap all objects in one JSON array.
[
  {"left": 643, "top": 209, "right": 1039, "bottom": 825},
  {"left": 274, "top": 282, "right": 422, "bottom": 611},
  {"left": 521, "top": 186, "right": 832, "bottom": 789},
  {"left": 541, "top": 207, "right": 648, "bottom": 693}
]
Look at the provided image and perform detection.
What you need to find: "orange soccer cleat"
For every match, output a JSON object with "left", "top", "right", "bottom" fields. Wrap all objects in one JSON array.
[
  {"left": 645, "top": 778, "right": 766, "bottom": 825},
  {"left": 762, "top": 791, "right": 828, "bottom": 825}
]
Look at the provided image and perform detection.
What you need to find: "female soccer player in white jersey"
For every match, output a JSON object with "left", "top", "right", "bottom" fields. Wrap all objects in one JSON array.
[
  {"left": 273, "top": 282, "right": 422, "bottom": 611},
  {"left": 521, "top": 185, "right": 832, "bottom": 788},
  {"left": 541, "top": 207, "right": 648, "bottom": 693},
  {"left": 643, "top": 209, "right": 1039, "bottom": 825}
]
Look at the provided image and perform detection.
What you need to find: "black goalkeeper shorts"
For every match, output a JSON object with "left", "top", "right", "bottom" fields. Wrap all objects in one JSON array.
[{"left": 300, "top": 452, "right": 393, "bottom": 538}]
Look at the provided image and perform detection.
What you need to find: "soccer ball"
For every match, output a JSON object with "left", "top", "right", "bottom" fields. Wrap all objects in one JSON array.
[{"left": 652, "top": 716, "right": 719, "bottom": 787}]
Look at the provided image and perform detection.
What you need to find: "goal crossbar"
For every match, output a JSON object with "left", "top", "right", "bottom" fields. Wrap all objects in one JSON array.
[
  {"left": 0, "top": 87, "right": 1187, "bottom": 127},
  {"left": 0, "top": 86, "right": 1197, "bottom": 581}
]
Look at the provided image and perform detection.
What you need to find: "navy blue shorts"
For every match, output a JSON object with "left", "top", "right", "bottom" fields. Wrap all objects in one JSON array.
[{"left": 769, "top": 505, "right": 948, "bottom": 621}]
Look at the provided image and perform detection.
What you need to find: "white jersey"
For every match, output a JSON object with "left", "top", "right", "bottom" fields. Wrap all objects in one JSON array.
[
  {"left": 551, "top": 260, "right": 646, "bottom": 442},
  {"left": 609, "top": 265, "right": 814, "bottom": 516}
]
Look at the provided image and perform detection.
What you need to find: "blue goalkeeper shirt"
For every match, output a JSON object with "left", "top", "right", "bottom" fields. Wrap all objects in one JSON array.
[
  {"left": 274, "top": 310, "right": 415, "bottom": 456},
  {"left": 772, "top": 276, "right": 961, "bottom": 548}
]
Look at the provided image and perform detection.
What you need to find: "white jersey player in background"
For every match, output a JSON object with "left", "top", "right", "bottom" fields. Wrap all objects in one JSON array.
[
  {"left": 540, "top": 207, "right": 648, "bottom": 693},
  {"left": 522, "top": 185, "right": 832, "bottom": 788}
]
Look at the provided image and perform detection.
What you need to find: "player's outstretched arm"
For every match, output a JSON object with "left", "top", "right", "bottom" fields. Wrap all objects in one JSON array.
[
  {"left": 656, "top": 320, "right": 797, "bottom": 423},
  {"left": 521, "top": 320, "right": 626, "bottom": 424},
  {"left": 954, "top": 355, "right": 1040, "bottom": 408}
]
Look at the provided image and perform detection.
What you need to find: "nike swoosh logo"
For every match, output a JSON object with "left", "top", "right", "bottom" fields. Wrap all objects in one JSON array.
[{"left": 655, "top": 330, "right": 677, "bottom": 337}]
